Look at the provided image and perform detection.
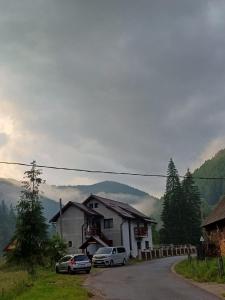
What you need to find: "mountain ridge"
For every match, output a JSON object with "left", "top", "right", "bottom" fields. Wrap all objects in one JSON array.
[{"left": 193, "top": 148, "right": 225, "bottom": 205}]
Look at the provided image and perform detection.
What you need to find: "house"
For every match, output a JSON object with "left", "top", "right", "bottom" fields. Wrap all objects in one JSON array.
[
  {"left": 3, "top": 239, "right": 17, "bottom": 252},
  {"left": 50, "top": 194, "right": 156, "bottom": 258},
  {"left": 202, "top": 196, "right": 225, "bottom": 255}
]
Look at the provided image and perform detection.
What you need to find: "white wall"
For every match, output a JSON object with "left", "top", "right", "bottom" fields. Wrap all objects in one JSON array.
[
  {"left": 56, "top": 206, "right": 85, "bottom": 254},
  {"left": 86, "top": 199, "right": 123, "bottom": 246},
  {"left": 128, "top": 221, "right": 153, "bottom": 258},
  {"left": 121, "top": 221, "right": 131, "bottom": 256}
]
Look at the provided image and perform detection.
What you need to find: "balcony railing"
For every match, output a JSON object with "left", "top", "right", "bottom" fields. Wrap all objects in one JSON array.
[
  {"left": 85, "top": 227, "right": 101, "bottom": 237},
  {"left": 134, "top": 227, "right": 148, "bottom": 238}
]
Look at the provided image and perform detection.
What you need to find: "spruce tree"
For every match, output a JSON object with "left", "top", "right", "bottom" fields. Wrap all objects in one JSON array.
[
  {"left": 11, "top": 161, "right": 48, "bottom": 273},
  {"left": 182, "top": 169, "right": 201, "bottom": 244},
  {"left": 161, "top": 159, "right": 184, "bottom": 244}
]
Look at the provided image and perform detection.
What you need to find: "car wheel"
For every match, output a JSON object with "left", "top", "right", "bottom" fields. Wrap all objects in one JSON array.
[
  {"left": 110, "top": 260, "right": 114, "bottom": 267},
  {"left": 56, "top": 267, "right": 59, "bottom": 274},
  {"left": 86, "top": 270, "right": 91, "bottom": 274},
  {"left": 122, "top": 258, "right": 126, "bottom": 266}
]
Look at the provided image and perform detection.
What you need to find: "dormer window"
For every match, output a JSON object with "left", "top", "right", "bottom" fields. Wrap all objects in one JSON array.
[
  {"left": 94, "top": 203, "right": 98, "bottom": 208},
  {"left": 89, "top": 203, "right": 93, "bottom": 208}
]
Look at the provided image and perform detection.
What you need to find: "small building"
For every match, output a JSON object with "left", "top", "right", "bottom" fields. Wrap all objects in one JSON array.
[
  {"left": 3, "top": 240, "right": 17, "bottom": 252},
  {"left": 50, "top": 194, "right": 156, "bottom": 258},
  {"left": 202, "top": 196, "right": 225, "bottom": 255}
]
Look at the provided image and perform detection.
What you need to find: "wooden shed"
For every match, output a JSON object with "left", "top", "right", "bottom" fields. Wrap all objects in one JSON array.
[{"left": 202, "top": 196, "right": 225, "bottom": 255}]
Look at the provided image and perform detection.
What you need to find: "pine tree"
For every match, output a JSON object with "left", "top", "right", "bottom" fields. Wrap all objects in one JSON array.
[
  {"left": 161, "top": 159, "right": 184, "bottom": 244},
  {"left": 11, "top": 161, "right": 48, "bottom": 273},
  {"left": 182, "top": 169, "right": 201, "bottom": 244}
]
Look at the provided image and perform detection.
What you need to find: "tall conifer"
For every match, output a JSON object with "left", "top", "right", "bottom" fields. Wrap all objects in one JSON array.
[
  {"left": 182, "top": 169, "right": 201, "bottom": 244},
  {"left": 161, "top": 159, "right": 184, "bottom": 244},
  {"left": 11, "top": 161, "right": 48, "bottom": 273}
]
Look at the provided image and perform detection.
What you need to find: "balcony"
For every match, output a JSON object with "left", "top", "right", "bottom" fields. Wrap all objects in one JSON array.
[
  {"left": 85, "top": 227, "right": 101, "bottom": 237},
  {"left": 134, "top": 227, "right": 148, "bottom": 238}
]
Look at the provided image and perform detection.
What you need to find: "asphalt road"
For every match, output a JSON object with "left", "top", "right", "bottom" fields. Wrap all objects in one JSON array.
[{"left": 87, "top": 256, "right": 219, "bottom": 300}]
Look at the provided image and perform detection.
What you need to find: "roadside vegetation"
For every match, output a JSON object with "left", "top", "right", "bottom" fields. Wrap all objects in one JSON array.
[
  {"left": 0, "top": 162, "right": 92, "bottom": 300},
  {"left": 0, "top": 262, "right": 90, "bottom": 300},
  {"left": 175, "top": 258, "right": 225, "bottom": 283}
]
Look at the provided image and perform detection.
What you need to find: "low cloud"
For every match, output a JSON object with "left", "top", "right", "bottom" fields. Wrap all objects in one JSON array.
[{"left": 0, "top": 1, "right": 225, "bottom": 196}]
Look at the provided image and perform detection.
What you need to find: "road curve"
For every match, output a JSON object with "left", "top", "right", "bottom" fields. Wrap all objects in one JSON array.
[{"left": 86, "top": 256, "right": 219, "bottom": 300}]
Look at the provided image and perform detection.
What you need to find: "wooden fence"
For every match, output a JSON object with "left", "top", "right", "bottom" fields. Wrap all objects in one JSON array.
[{"left": 141, "top": 245, "right": 196, "bottom": 261}]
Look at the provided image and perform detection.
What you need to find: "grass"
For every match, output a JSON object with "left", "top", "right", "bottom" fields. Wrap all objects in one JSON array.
[
  {"left": 175, "top": 257, "right": 225, "bottom": 283},
  {"left": 0, "top": 261, "right": 90, "bottom": 300}
]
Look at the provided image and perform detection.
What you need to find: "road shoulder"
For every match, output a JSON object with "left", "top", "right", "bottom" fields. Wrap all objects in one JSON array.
[{"left": 171, "top": 261, "right": 225, "bottom": 299}]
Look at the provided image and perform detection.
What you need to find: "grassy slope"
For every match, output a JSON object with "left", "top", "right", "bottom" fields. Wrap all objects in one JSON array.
[
  {"left": 175, "top": 258, "right": 225, "bottom": 283},
  {"left": 0, "top": 265, "right": 89, "bottom": 300},
  {"left": 15, "top": 271, "right": 89, "bottom": 300}
]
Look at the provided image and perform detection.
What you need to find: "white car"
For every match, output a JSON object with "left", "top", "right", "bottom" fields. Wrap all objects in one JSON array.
[
  {"left": 56, "top": 254, "right": 91, "bottom": 274},
  {"left": 92, "top": 246, "right": 127, "bottom": 267}
]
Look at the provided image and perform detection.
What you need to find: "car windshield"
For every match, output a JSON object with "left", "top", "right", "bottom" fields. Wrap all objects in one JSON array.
[
  {"left": 95, "top": 247, "right": 112, "bottom": 254},
  {"left": 74, "top": 255, "right": 89, "bottom": 261}
]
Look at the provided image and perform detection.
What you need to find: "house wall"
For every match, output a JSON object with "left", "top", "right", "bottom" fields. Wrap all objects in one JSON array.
[
  {"left": 141, "top": 223, "right": 153, "bottom": 249},
  {"left": 87, "top": 199, "right": 123, "bottom": 246},
  {"left": 121, "top": 221, "right": 130, "bottom": 256},
  {"left": 128, "top": 221, "right": 153, "bottom": 258},
  {"left": 56, "top": 206, "right": 85, "bottom": 254}
]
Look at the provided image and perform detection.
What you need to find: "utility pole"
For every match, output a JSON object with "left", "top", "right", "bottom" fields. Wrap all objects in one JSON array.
[{"left": 59, "top": 198, "right": 63, "bottom": 239}]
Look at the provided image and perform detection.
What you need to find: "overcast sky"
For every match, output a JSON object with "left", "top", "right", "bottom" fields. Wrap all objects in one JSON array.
[{"left": 0, "top": 0, "right": 225, "bottom": 197}]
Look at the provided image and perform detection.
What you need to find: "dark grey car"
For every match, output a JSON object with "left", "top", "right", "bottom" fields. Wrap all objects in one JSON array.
[{"left": 56, "top": 254, "right": 91, "bottom": 274}]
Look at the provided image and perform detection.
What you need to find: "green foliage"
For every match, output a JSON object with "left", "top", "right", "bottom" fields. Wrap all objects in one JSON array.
[
  {"left": 175, "top": 258, "right": 225, "bottom": 283},
  {"left": 0, "top": 266, "right": 88, "bottom": 300},
  {"left": 151, "top": 224, "right": 160, "bottom": 245},
  {"left": 161, "top": 159, "right": 184, "bottom": 244},
  {"left": 0, "top": 201, "right": 16, "bottom": 253},
  {"left": 161, "top": 160, "right": 201, "bottom": 244},
  {"left": 193, "top": 149, "right": 225, "bottom": 205},
  {"left": 182, "top": 170, "right": 201, "bottom": 244},
  {"left": 46, "top": 234, "right": 67, "bottom": 266},
  {"left": 9, "top": 161, "right": 48, "bottom": 273}
]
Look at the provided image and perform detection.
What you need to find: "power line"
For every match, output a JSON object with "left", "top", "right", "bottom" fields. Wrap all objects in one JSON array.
[{"left": 0, "top": 160, "right": 224, "bottom": 180}]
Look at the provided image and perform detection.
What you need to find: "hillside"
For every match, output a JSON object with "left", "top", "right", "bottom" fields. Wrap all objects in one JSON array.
[
  {"left": 59, "top": 181, "right": 148, "bottom": 198},
  {"left": 0, "top": 179, "right": 158, "bottom": 221},
  {"left": 193, "top": 149, "right": 225, "bottom": 205},
  {"left": 0, "top": 179, "right": 60, "bottom": 221}
]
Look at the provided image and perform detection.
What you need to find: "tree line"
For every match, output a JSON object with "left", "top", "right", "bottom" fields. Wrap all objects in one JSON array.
[
  {"left": 0, "top": 200, "right": 16, "bottom": 253},
  {"left": 160, "top": 159, "right": 201, "bottom": 245}
]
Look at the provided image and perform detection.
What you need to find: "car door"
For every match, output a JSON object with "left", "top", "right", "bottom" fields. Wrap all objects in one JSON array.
[
  {"left": 59, "top": 255, "right": 71, "bottom": 272},
  {"left": 112, "top": 248, "right": 120, "bottom": 264}
]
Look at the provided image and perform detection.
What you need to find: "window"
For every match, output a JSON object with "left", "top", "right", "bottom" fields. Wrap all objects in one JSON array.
[
  {"left": 68, "top": 241, "right": 73, "bottom": 247},
  {"left": 89, "top": 203, "right": 93, "bottom": 208},
  {"left": 74, "top": 255, "right": 89, "bottom": 261},
  {"left": 112, "top": 248, "right": 117, "bottom": 254},
  {"left": 117, "top": 247, "right": 125, "bottom": 253},
  {"left": 60, "top": 255, "right": 72, "bottom": 263},
  {"left": 104, "top": 218, "right": 113, "bottom": 229},
  {"left": 145, "top": 241, "right": 149, "bottom": 249},
  {"left": 94, "top": 203, "right": 98, "bottom": 208},
  {"left": 137, "top": 241, "right": 141, "bottom": 250}
]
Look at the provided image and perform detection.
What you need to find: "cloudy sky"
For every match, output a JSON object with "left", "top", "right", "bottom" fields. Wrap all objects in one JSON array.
[{"left": 0, "top": 0, "right": 225, "bottom": 197}]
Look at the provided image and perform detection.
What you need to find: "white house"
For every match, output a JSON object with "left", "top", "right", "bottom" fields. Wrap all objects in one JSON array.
[{"left": 50, "top": 194, "right": 156, "bottom": 258}]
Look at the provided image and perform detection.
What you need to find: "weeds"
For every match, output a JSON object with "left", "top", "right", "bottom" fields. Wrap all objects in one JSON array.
[{"left": 175, "top": 257, "right": 225, "bottom": 283}]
